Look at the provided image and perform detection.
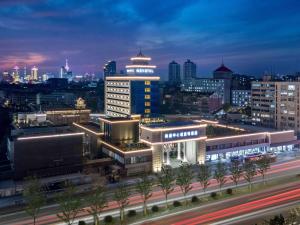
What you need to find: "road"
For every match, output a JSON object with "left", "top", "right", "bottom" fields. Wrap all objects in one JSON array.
[
  {"left": 1, "top": 158, "right": 300, "bottom": 225},
  {"left": 140, "top": 182, "right": 300, "bottom": 225}
]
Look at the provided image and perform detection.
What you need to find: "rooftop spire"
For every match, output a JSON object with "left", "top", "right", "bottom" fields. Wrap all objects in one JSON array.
[{"left": 65, "top": 59, "right": 70, "bottom": 71}]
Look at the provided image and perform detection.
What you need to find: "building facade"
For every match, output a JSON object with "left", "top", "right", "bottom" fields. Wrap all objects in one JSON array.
[
  {"left": 231, "top": 89, "right": 251, "bottom": 107},
  {"left": 8, "top": 126, "right": 84, "bottom": 179},
  {"left": 168, "top": 61, "right": 181, "bottom": 85},
  {"left": 183, "top": 59, "right": 196, "bottom": 80},
  {"left": 103, "top": 61, "right": 116, "bottom": 78},
  {"left": 105, "top": 76, "right": 160, "bottom": 117},
  {"left": 252, "top": 81, "right": 300, "bottom": 134},
  {"left": 182, "top": 78, "right": 231, "bottom": 104},
  {"left": 251, "top": 81, "right": 276, "bottom": 128}
]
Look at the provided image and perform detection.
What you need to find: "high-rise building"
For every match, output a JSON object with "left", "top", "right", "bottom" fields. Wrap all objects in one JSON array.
[
  {"left": 103, "top": 61, "right": 116, "bottom": 78},
  {"left": 125, "top": 50, "right": 156, "bottom": 75},
  {"left": 31, "top": 66, "right": 38, "bottom": 81},
  {"left": 251, "top": 81, "right": 300, "bottom": 134},
  {"left": 60, "top": 59, "right": 73, "bottom": 81},
  {"left": 105, "top": 52, "right": 160, "bottom": 117},
  {"left": 183, "top": 59, "right": 196, "bottom": 80},
  {"left": 12, "top": 66, "right": 20, "bottom": 83},
  {"left": 251, "top": 81, "right": 276, "bottom": 128},
  {"left": 2, "top": 71, "right": 12, "bottom": 83},
  {"left": 105, "top": 76, "right": 160, "bottom": 117},
  {"left": 168, "top": 61, "right": 181, "bottom": 85}
]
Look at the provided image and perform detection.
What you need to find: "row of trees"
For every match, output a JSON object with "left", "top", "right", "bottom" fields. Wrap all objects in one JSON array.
[{"left": 23, "top": 156, "right": 271, "bottom": 225}]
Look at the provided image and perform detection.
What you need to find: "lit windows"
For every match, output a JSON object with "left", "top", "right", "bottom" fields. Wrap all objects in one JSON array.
[
  {"left": 145, "top": 81, "right": 151, "bottom": 85},
  {"left": 145, "top": 109, "right": 151, "bottom": 113},
  {"left": 145, "top": 95, "right": 151, "bottom": 99},
  {"left": 145, "top": 102, "right": 151, "bottom": 106},
  {"left": 145, "top": 88, "right": 151, "bottom": 92}
]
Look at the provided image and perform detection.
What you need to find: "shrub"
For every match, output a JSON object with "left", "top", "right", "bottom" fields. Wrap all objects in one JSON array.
[
  {"left": 226, "top": 188, "right": 233, "bottom": 195},
  {"left": 127, "top": 210, "right": 137, "bottom": 217},
  {"left": 103, "top": 215, "right": 113, "bottom": 223},
  {"left": 151, "top": 205, "right": 159, "bottom": 212},
  {"left": 210, "top": 192, "right": 217, "bottom": 199},
  {"left": 191, "top": 196, "right": 199, "bottom": 203},
  {"left": 173, "top": 200, "right": 182, "bottom": 207},
  {"left": 78, "top": 221, "right": 86, "bottom": 225}
]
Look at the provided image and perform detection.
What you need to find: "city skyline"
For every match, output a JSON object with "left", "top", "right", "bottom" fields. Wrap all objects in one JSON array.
[{"left": 1, "top": 0, "right": 300, "bottom": 77}]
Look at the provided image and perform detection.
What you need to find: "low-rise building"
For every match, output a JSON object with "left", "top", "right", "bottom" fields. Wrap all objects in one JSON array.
[{"left": 8, "top": 125, "right": 84, "bottom": 180}]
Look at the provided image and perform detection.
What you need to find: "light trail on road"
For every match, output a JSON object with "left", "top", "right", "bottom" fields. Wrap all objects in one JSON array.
[
  {"left": 172, "top": 187, "right": 300, "bottom": 225},
  {"left": 5, "top": 158, "right": 300, "bottom": 225}
]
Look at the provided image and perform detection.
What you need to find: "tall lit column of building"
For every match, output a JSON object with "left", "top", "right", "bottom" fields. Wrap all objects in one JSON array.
[
  {"left": 105, "top": 76, "right": 160, "bottom": 117},
  {"left": 11, "top": 66, "right": 21, "bottom": 83},
  {"left": 168, "top": 61, "right": 181, "bottom": 85},
  {"left": 60, "top": 59, "right": 73, "bottom": 81},
  {"left": 31, "top": 66, "right": 38, "bottom": 81},
  {"left": 105, "top": 51, "right": 160, "bottom": 118},
  {"left": 125, "top": 50, "right": 156, "bottom": 75},
  {"left": 183, "top": 59, "right": 196, "bottom": 80}
]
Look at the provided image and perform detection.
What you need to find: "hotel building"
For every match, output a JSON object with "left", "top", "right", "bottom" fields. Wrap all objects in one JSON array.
[{"left": 105, "top": 52, "right": 160, "bottom": 118}]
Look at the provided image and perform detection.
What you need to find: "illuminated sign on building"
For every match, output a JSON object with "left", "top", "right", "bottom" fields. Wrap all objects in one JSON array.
[
  {"left": 126, "top": 68, "right": 154, "bottom": 74},
  {"left": 164, "top": 130, "right": 199, "bottom": 139}
]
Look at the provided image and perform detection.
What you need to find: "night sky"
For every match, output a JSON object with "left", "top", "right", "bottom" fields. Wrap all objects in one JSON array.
[{"left": 1, "top": 0, "right": 300, "bottom": 78}]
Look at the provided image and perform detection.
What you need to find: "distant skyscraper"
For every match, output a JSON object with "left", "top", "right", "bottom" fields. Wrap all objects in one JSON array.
[
  {"left": 183, "top": 59, "right": 196, "bottom": 80},
  {"left": 60, "top": 59, "right": 73, "bottom": 81},
  {"left": 168, "top": 61, "right": 181, "bottom": 85},
  {"left": 12, "top": 66, "right": 20, "bottom": 83},
  {"left": 31, "top": 66, "right": 38, "bottom": 81},
  {"left": 103, "top": 61, "right": 116, "bottom": 78},
  {"left": 20, "top": 66, "right": 27, "bottom": 82},
  {"left": 2, "top": 71, "right": 11, "bottom": 83}
]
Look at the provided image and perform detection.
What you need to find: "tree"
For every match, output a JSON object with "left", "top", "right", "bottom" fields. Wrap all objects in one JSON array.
[
  {"left": 176, "top": 163, "right": 194, "bottom": 205},
  {"left": 114, "top": 184, "right": 130, "bottom": 223},
  {"left": 56, "top": 183, "right": 82, "bottom": 225},
  {"left": 214, "top": 161, "right": 227, "bottom": 195},
  {"left": 229, "top": 161, "right": 243, "bottom": 188},
  {"left": 156, "top": 165, "right": 175, "bottom": 209},
  {"left": 86, "top": 186, "right": 107, "bottom": 225},
  {"left": 23, "top": 177, "right": 45, "bottom": 225},
  {"left": 243, "top": 161, "right": 257, "bottom": 191},
  {"left": 264, "top": 214, "right": 285, "bottom": 225},
  {"left": 197, "top": 164, "right": 211, "bottom": 192},
  {"left": 256, "top": 156, "right": 271, "bottom": 185},
  {"left": 136, "top": 175, "right": 153, "bottom": 216}
]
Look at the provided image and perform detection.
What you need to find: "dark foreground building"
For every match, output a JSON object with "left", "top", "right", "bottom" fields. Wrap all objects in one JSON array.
[{"left": 8, "top": 125, "right": 84, "bottom": 180}]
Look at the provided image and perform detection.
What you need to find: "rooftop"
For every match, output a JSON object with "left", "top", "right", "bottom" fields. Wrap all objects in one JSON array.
[
  {"left": 145, "top": 121, "right": 202, "bottom": 129},
  {"left": 214, "top": 63, "right": 233, "bottom": 73}
]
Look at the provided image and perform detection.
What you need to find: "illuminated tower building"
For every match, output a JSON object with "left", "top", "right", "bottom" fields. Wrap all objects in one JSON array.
[
  {"left": 2, "top": 71, "right": 12, "bottom": 83},
  {"left": 105, "top": 51, "right": 160, "bottom": 117},
  {"left": 31, "top": 66, "right": 38, "bottom": 81},
  {"left": 60, "top": 59, "right": 73, "bottom": 81},
  {"left": 103, "top": 61, "right": 116, "bottom": 78},
  {"left": 18, "top": 66, "right": 27, "bottom": 83},
  {"left": 125, "top": 50, "right": 156, "bottom": 75},
  {"left": 183, "top": 59, "right": 196, "bottom": 80},
  {"left": 12, "top": 66, "right": 20, "bottom": 83}
]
